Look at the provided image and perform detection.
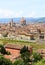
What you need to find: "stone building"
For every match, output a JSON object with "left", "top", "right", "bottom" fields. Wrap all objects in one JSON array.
[
  {"left": 8, "top": 19, "right": 15, "bottom": 27},
  {"left": 20, "top": 17, "right": 26, "bottom": 26}
]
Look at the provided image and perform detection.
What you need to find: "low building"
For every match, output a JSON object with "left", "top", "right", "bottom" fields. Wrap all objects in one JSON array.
[
  {"left": 16, "top": 33, "right": 35, "bottom": 40},
  {"left": 7, "top": 32, "right": 16, "bottom": 39},
  {"left": 4, "top": 44, "right": 33, "bottom": 61},
  {"left": 17, "top": 34, "right": 30, "bottom": 40}
]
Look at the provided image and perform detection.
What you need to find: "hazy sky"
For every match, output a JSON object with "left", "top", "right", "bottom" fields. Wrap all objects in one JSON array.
[{"left": 0, "top": 0, "right": 45, "bottom": 18}]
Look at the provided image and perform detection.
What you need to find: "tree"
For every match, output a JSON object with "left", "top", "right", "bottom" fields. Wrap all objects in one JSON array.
[
  {"left": 20, "top": 46, "right": 31, "bottom": 65},
  {"left": 33, "top": 52, "right": 42, "bottom": 62},
  {"left": 0, "top": 56, "right": 12, "bottom": 65},
  {"left": 3, "top": 32, "right": 8, "bottom": 37},
  {"left": 20, "top": 46, "right": 28, "bottom": 54},
  {"left": 0, "top": 45, "right": 10, "bottom": 55},
  {"left": 0, "top": 45, "right": 7, "bottom": 54}
]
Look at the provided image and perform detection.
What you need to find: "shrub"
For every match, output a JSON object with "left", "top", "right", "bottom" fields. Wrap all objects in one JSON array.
[
  {"left": 0, "top": 56, "right": 12, "bottom": 65},
  {"left": 33, "top": 52, "right": 42, "bottom": 62},
  {"left": 35, "top": 59, "right": 45, "bottom": 65},
  {"left": 13, "top": 59, "right": 24, "bottom": 65}
]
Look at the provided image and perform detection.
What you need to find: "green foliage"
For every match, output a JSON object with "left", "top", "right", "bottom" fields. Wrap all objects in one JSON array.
[
  {"left": 20, "top": 46, "right": 29, "bottom": 54},
  {"left": 13, "top": 59, "right": 24, "bottom": 65},
  {"left": 21, "top": 52, "right": 31, "bottom": 65},
  {"left": 0, "top": 45, "right": 7, "bottom": 54},
  {"left": 0, "top": 56, "right": 12, "bottom": 65},
  {"left": 35, "top": 59, "right": 45, "bottom": 65},
  {"left": 20, "top": 46, "right": 31, "bottom": 65},
  {"left": 0, "top": 45, "right": 10, "bottom": 55},
  {"left": 33, "top": 52, "right": 42, "bottom": 62}
]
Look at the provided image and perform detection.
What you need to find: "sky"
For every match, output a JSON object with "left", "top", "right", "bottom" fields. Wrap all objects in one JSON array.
[{"left": 0, "top": 0, "right": 45, "bottom": 18}]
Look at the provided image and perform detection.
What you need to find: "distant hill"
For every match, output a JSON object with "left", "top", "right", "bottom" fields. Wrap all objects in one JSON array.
[
  {"left": 0, "top": 17, "right": 45, "bottom": 23},
  {"left": 35, "top": 17, "right": 45, "bottom": 23}
]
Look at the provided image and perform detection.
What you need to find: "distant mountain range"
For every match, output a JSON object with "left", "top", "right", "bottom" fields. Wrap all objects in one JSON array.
[{"left": 0, "top": 17, "right": 45, "bottom": 23}]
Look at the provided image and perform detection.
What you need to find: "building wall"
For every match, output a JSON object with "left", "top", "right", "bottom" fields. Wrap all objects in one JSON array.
[{"left": 18, "top": 35, "right": 30, "bottom": 40}]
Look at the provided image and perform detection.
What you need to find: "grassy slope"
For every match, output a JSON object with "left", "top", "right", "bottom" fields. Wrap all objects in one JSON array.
[{"left": 0, "top": 39, "right": 45, "bottom": 50}]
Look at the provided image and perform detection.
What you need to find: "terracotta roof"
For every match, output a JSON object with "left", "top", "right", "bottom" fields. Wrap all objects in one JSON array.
[
  {"left": 4, "top": 44, "right": 33, "bottom": 61},
  {"left": 4, "top": 44, "right": 32, "bottom": 51},
  {"left": 20, "top": 17, "right": 26, "bottom": 23},
  {"left": 19, "top": 33, "right": 34, "bottom": 36},
  {"left": 4, "top": 44, "right": 22, "bottom": 50},
  {"left": 37, "top": 49, "right": 45, "bottom": 54}
]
